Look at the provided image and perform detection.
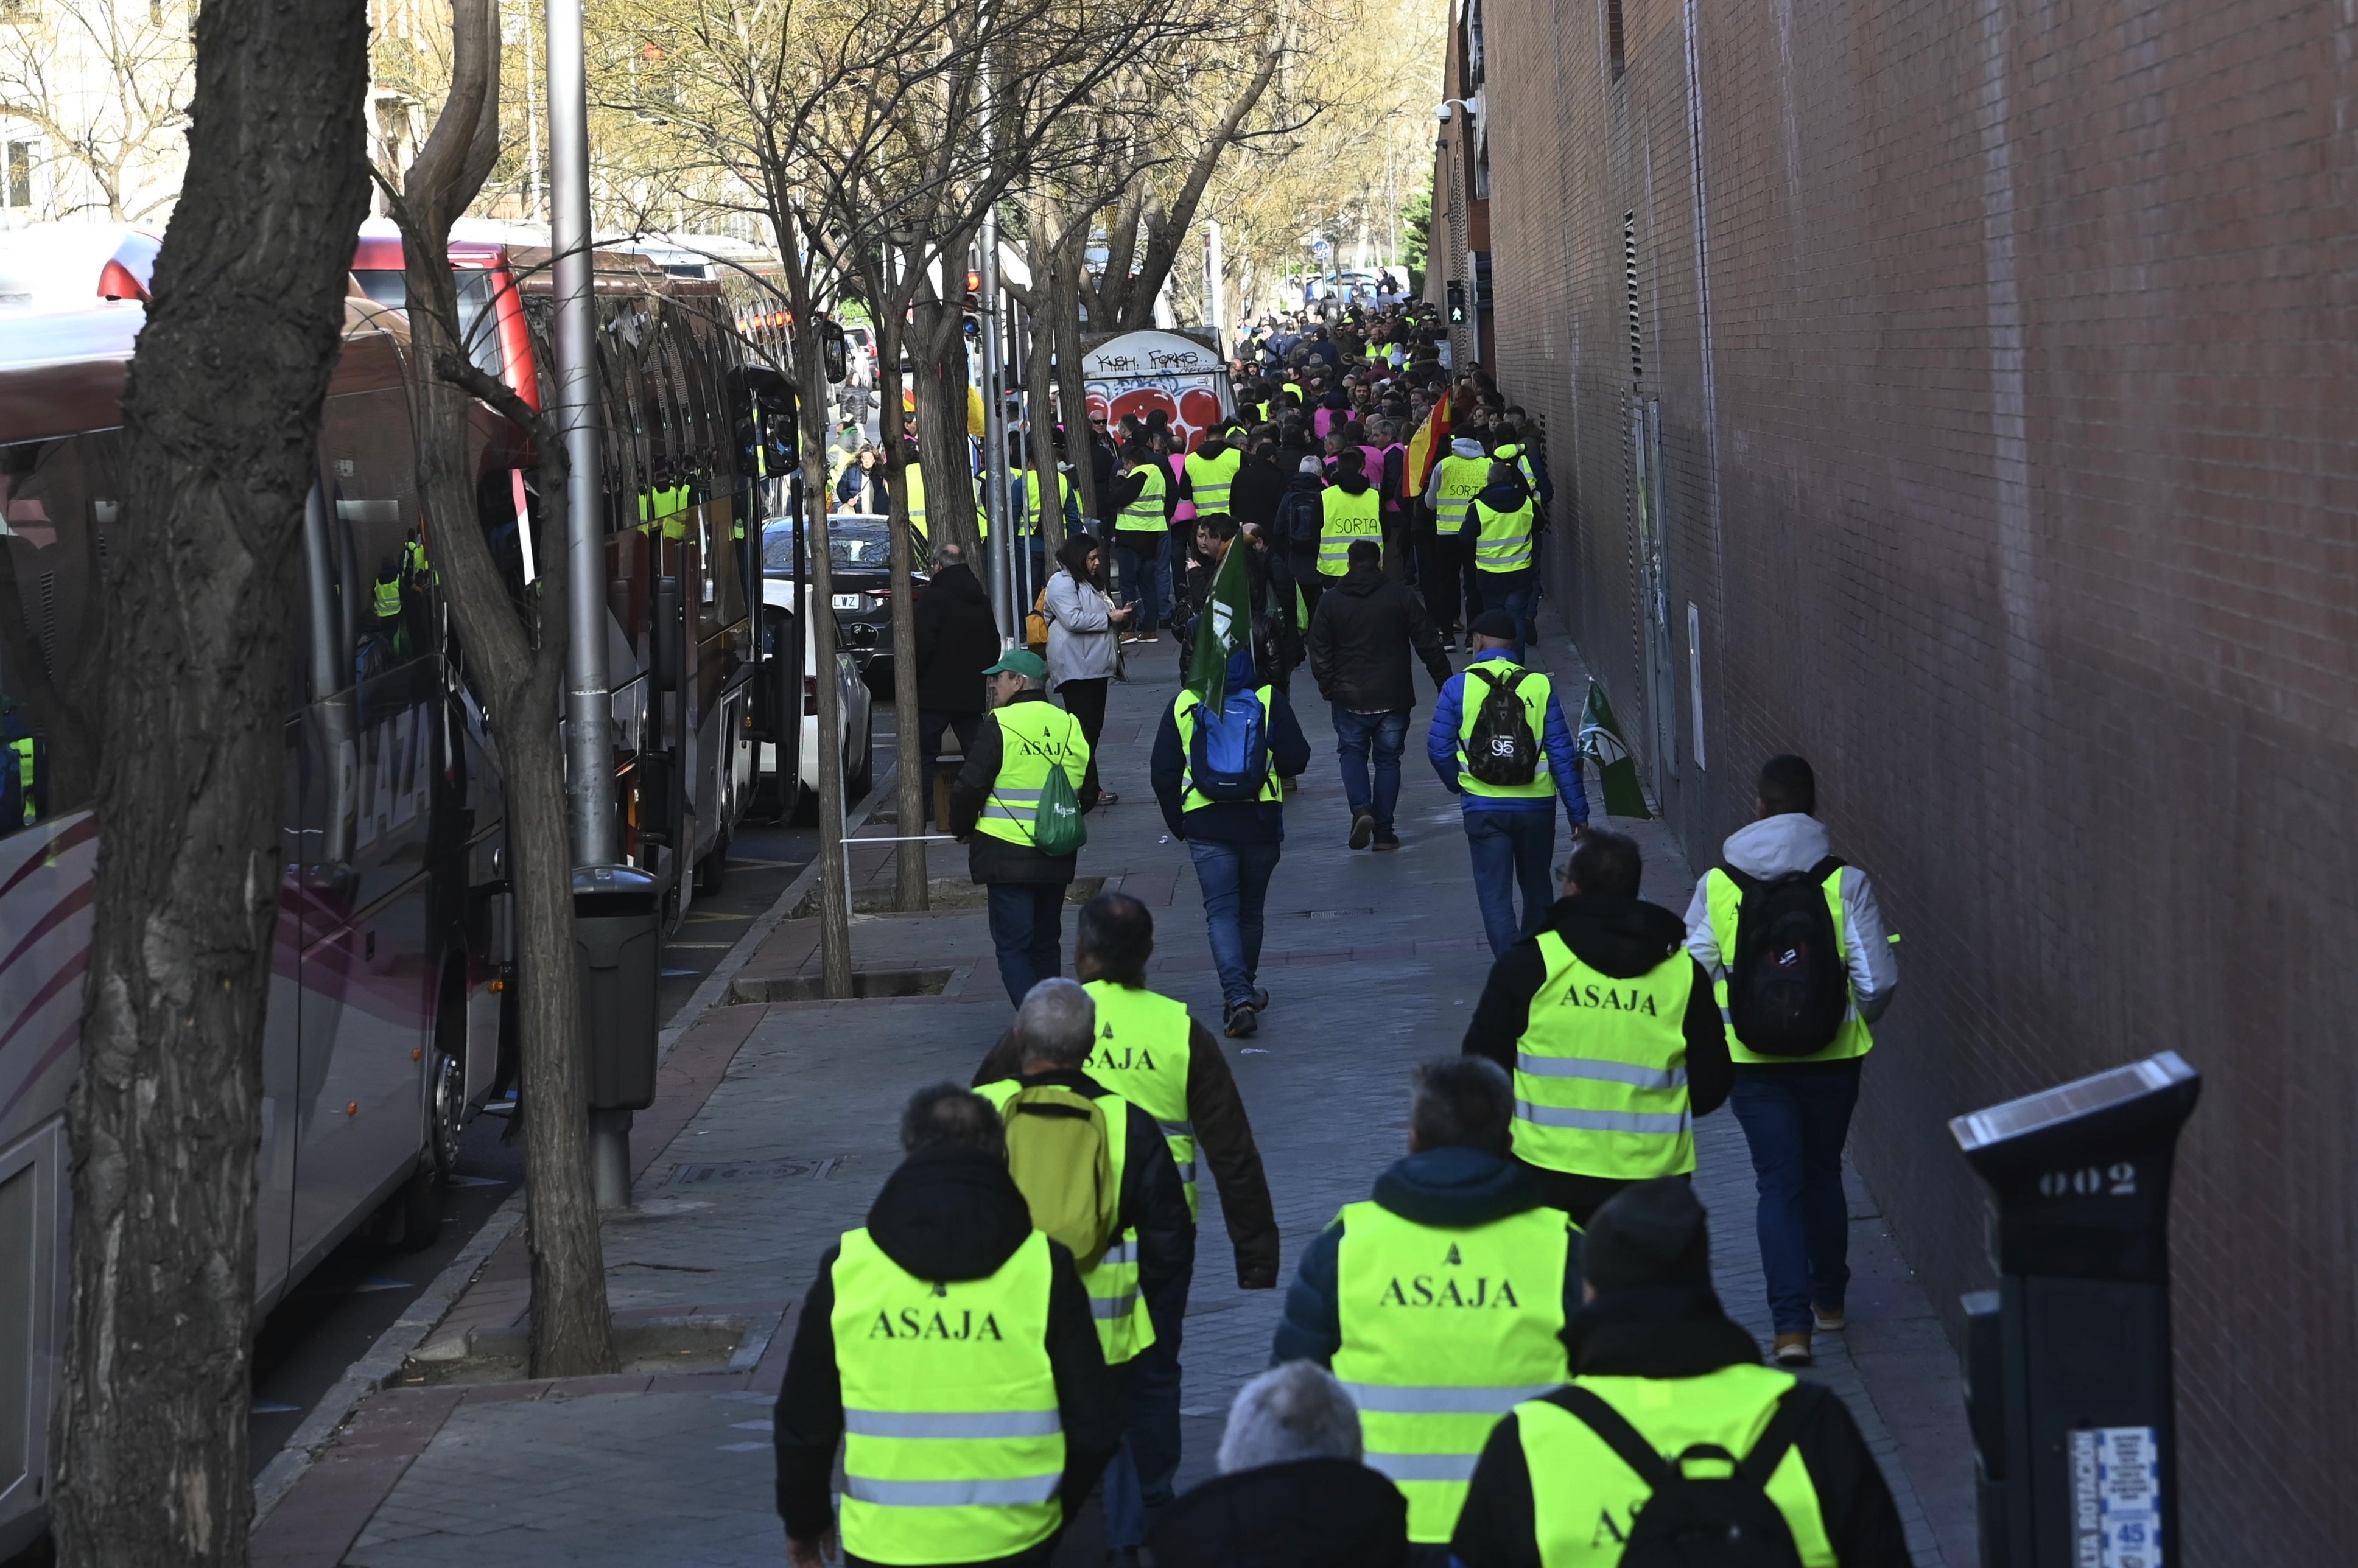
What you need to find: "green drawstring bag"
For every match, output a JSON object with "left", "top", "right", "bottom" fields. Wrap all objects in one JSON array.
[{"left": 1031, "top": 738, "right": 1087, "bottom": 856}]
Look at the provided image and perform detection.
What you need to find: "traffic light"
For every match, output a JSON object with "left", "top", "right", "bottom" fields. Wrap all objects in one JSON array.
[{"left": 1447, "top": 280, "right": 1467, "bottom": 324}]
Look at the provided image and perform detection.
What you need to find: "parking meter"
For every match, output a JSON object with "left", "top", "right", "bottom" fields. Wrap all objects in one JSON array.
[
  {"left": 1950, "top": 1051, "right": 2200, "bottom": 1568},
  {"left": 575, "top": 864, "right": 661, "bottom": 1208}
]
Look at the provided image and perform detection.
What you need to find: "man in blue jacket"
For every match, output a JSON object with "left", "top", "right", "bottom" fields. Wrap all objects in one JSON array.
[
  {"left": 1271, "top": 1058, "right": 1582, "bottom": 1561},
  {"left": 1152, "top": 648, "right": 1313, "bottom": 1038},
  {"left": 1426, "top": 611, "right": 1589, "bottom": 956}
]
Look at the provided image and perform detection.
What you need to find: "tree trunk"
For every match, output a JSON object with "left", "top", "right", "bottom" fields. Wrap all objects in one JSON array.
[
  {"left": 911, "top": 298, "right": 983, "bottom": 572},
  {"left": 1023, "top": 299, "right": 1065, "bottom": 560},
  {"left": 391, "top": 0, "right": 613, "bottom": 1380},
  {"left": 794, "top": 324, "right": 855, "bottom": 996},
  {"left": 57, "top": 3, "right": 372, "bottom": 1563},
  {"left": 1117, "top": 51, "right": 1282, "bottom": 331},
  {"left": 875, "top": 308, "right": 928, "bottom": 912},
  {"left": 1052, "top": 265, "right": 1098, "bottom": 527}
]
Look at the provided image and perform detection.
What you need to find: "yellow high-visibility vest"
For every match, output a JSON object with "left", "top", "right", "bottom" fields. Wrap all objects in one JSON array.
[
  {"left": 972, "top": 701, "right": 1089, "bottom": 848},
  {"left": 1081, "top": 981, "right": 1198, "bottom": 1217},
  {"left": 1511, "top": 932, "right": 1696, "bottom": 1178},
  {"left": 1316, "top": 485, "right": 1383, "bottom": 577},
  {"left": 831, "top": 1227, "right": 1065, "bottom": 1563}
]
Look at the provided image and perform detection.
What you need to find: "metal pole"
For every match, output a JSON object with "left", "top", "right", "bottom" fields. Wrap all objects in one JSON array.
[
  {"left": 549, "top": 0, "right": 630, "bottom": 1208},
  {"left": 980, "top": 216, "right": 1014, "bottom": 640}
]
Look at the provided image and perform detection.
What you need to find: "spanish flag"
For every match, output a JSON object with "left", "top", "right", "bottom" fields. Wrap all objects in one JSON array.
[{"left": 1405, "top": 396, "right": 1452, "bottom": 497}]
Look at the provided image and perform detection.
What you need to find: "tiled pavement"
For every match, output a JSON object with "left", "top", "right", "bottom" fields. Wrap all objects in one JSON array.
[{"left": 256, "top": 614, "right": 1977, "bottom": 1567}]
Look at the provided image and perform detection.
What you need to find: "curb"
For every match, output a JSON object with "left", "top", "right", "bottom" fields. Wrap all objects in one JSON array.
[{"left": 250, "top": 760, "right": 897, "bottom": 1523}]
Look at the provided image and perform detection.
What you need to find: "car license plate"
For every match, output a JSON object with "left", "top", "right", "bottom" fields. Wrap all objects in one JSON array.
[{"left": 832, "top": 593, "right": 864, "bottom": 610}]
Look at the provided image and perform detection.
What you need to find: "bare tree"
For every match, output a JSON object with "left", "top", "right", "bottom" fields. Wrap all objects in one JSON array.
[
  {"left": 0, "top": 0, "right": 195, "bottom": 224},
  {"left": 54, "top": 3, "right": 371, "bottom": 1564},
  {"left": 385, "top": 0, "right": 616, "bottom": 1377}
]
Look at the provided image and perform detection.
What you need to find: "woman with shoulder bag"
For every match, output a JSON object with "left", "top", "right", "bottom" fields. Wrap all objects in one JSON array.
[{"left": 1044, "top": 533, "right": 1128, "bottom": 803}]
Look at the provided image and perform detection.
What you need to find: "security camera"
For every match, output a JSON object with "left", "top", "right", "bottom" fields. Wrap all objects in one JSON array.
[{"left": 1434, "top": 102, "right": 1454, "bottom": 121}]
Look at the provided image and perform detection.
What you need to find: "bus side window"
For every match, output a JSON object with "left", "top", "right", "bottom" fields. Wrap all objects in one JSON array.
[
  {"left": 320, "top": 388, "right": 427, "bottom": 674},
  {"left": 0, "top": 435, "right": 111, "bottom": 834}
]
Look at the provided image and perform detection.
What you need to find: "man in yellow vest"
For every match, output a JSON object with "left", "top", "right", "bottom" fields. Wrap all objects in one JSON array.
[
  {"left": 1460, "top": 830, "right": 1730, "bottom": 1226},
  {"left": 1108, "top": 443, "right": 1173, "bottom": 642},
  {"left": 774, "top": 1082, "right": 1121, "bottom": 1568},
  {"left": 1184, "top": 428, "right": 1244, "bottom": 519},
  {"left": 1419, "top": 435, "right": 1491, "bottom": 649},
  {"left": 1426, "top": 611, "right": 1590, "bottom": 959},
  {"left": 974, "top": 978, "right": 1196, "bottom": 1565},
  {"left": 975, "top": 894, "right": 1283, "bottom": 1563},
  {"left": 1451, "top": 1178, "right": 1907, "bottom": 1567},
  {"left": 1461, "top": 461, "right": 1540, "bottom": 660},
  {"left": 949, "top": 649, "right": 1096, "bottom": 1006},
  {"left": 1315, "top": 449, "right": 1383, "bottom": 581},
  {"left": 1271, "top": 1057, "right": 1582, "bottom": 1557},
  {"left": 1683, "top": 755, "right": 1898, "bottom": 1368}
]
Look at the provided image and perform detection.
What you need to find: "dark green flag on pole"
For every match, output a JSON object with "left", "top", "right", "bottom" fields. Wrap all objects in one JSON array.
[
  {"left": 1579, "top": 677, "right": 1652, "bottom": 819},
  {"left": 1184, "top": 540, "right": 1255, "bottom": 708}
]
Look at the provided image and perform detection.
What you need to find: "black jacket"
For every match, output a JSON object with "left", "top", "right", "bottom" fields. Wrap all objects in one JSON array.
[
  {"left": 1146, "top": 1458, "right": 1410, "bottom": 1568},
  {"left": 1271, "top": 1146, "right": 1582, "bottom": 1365},
  {"left": 1462, "top": 894, "right": 1731, "bottom": 1219},
  {"left": 1307, "top": 557, "right": 1451, "bottom": 713},
  {"left": 773, "top": 1149, "right": 1120, "bottom": 1548},
  {"left": 911, "top": 562, "right": 1002, "bottom": 714},
  {"left": 1149, "top": 684, "right": 1313, "bottom": 844},
  {"left": 985, "top": 1068, "right": 1198, "bottom": 1342},
  {"left": 949, "top": 691, "right": 1100, "bottom": 885},
  {"left": 975, "top": 1010, "right": 1281, "bottom": 1289},
  {"left": 1449, "top": 1289, "right": 1911, "bottom": 1568},
  {"left": 1229, "top": 455, "right": 1290, "bottom": 530}
]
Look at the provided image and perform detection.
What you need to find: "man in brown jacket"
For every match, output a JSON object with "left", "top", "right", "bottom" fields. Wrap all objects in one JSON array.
[{"left": 975, "top": 891, "right": 1279, "bottom": 1557}]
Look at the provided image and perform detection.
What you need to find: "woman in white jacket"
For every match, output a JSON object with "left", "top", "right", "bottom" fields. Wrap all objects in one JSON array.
[{"left": 1044, "top": 533, "right": 1129, "bottom": 803}]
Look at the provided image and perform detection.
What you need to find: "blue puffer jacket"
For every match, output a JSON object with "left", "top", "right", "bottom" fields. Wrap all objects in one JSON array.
[{"left": 1269, "top": 1146, "right": 1584, "bottom": 1366}]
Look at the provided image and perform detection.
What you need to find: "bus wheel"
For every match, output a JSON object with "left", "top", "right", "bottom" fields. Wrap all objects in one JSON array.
[{"left": 693, "top": 829, "right": 729, "bottom": 898}]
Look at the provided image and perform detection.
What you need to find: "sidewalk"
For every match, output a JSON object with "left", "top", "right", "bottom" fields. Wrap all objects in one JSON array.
[{"left": 253, "top": 614, "right": 1975, "bottom": 1568}]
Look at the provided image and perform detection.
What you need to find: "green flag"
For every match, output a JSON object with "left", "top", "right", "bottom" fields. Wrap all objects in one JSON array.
[
  {"left": 1185, "top": 541, "right": 1255, "bottom": 708},
  {"left": 1578, "top": 678, "right": 1652, "bottom": 819}
]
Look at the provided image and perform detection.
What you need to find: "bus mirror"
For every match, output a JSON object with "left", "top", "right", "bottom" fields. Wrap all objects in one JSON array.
[{"left": 726, "top": 365, "right": 797, "bottom": 481}]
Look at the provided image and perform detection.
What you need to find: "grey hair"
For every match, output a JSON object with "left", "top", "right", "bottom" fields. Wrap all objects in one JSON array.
[
  {"left": 936, "top": 540, "right": 966, "bottom": 564},
  {"left": 1014, "top": 977, "right": 1095, "bottom": 1068},
  {"left": 1216, "top": 1362, "right": 1364, "bottom": 1473}
]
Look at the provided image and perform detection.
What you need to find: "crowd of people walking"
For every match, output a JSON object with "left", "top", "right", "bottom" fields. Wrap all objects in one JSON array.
[{"left": 794, "top": 297, "right": 1909, "bottom": 1566}]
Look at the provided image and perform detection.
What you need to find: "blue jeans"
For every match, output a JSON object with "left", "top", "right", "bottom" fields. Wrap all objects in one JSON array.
[
  {"left": 1332, "top": 707, "right": 1409, "bottom": 833},
  {"left": 1728, "top": 1063, "right": 1864, "bottom": 1335},
  {"left": 1464, "top": 807, "right": 1556, "bottom": 957},
  {"left": 985, "top": 882, "right": 1064, "bottom": 1006},
  {"left": 1114, "top": 530, "right": 1168, "bottom": 631},
  {"left": 1474, "top": 569, "right": 1539, "bottom": 660},
  {"left": 1100, "top": 1309, "right": 1187, "bottom": 1547},
  {"left": 1186, "top": 838, "right": 1282, "bottom": 1009}
]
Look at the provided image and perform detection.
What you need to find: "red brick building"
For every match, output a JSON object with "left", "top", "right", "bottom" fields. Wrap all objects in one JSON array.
[{"left": 1474, "top": 0, "right": 2357, "bottom": 1556}]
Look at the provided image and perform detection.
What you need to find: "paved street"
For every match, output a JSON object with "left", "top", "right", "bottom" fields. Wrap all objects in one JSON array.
[{"left": 254, "top": 617, "right": 1974, "bottom": 1568}]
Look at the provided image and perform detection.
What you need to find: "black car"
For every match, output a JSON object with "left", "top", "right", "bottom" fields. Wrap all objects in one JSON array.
[{"left": 760, "top": 512, "right": 928, "bottom": 677}]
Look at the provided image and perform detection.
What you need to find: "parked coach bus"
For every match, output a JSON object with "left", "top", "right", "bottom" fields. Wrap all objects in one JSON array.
[
  {"left": 0, "top": 295, "right": 521, "bottom": 1557},
  {"left": 0, "top": 228, "right": 794, "bottom": 1553}
]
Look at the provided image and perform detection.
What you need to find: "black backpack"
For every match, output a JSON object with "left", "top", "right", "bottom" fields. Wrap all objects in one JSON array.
[
  {"left": 1723, "top": 858, "right": 1850, "bottom": 1057},
  {"left": 1554, "top": 1385, "right": 1808, "bottom": 1568},
  {"left": 1464, "top": 666, "right": 1539, "bottom": 786}
]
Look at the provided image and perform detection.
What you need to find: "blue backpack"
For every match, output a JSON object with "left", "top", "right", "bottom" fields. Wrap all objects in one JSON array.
[{"left": 1188, "top": 687, "right": 1271, "bottom": 803}]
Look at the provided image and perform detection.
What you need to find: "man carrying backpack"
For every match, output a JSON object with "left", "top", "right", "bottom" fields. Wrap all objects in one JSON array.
[
  {"left": 1426, "top": 611, "right": 1588, "bottom": 958},
  {"left": 1459, "top": 830, "right": 1731, "bottom": 1225},
  {"left": 951, "top": 649, "right": 1097, "bottom": 1006},
  {"left": 975, "top": 979, "right": 1196, "bottom": 1564},
  {"left": 773, "top": 1083, "right": 1121, "bottom": 1568},
  {"left": 1151, "top": 649, "right": 1314, "bottom": 1038},
  {"left": 1683, "top": 755, "right": 1898, "bottom": 1368},
  {"left": 1450, "top": 1178, "right": 1909, "bottom": 1568}
]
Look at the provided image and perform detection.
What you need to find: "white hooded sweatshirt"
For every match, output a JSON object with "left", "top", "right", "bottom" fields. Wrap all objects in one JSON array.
[{"left": 1682, "top": 813, "right": 1899, "bottom": 1024}]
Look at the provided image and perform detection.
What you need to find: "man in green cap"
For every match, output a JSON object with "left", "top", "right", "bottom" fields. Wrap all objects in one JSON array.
[{"left": 950, "top": 648, "right": 1098, "bottom": 1005}]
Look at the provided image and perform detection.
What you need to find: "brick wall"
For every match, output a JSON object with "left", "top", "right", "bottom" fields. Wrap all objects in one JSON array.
[{"left": 1476, "top": 0, "right": 2358, "bottom": 1558}]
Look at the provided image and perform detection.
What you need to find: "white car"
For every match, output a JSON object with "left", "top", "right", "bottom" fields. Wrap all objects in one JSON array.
[{"left": 756, "top": 577, "right": 875, "bottom": 818}]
